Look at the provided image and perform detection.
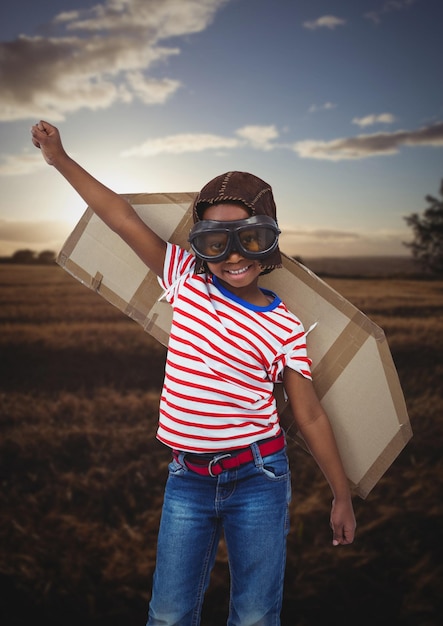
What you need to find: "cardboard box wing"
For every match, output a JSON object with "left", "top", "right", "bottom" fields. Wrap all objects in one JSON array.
[{"left": 57, "top": 192, "right": 412, "bottom": 498}]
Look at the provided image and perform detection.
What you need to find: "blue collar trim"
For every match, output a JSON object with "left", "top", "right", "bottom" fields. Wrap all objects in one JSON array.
[{"left": 212, "top": 275, "right": 281, "bottom": 311}]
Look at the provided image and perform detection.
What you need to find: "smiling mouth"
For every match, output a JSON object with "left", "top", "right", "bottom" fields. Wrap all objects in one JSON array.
[{"left": 225, "top": 265, "right": 251, "bottom": 276}]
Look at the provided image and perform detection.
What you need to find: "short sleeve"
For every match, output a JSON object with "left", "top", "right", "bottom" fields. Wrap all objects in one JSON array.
[
  {"left": 158, "top": 242, "right": 196, "bottom": 305},
  {"left": 270, "top": 324, "right": 313, "bottom": 382},
  {"left": 283, "top": 329, "right": 312, "bottom": 379}
]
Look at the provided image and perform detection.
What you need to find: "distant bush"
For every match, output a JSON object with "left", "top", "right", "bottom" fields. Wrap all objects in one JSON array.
[{"left": 0, "top": 249, "right": 56, "bottom": 264}]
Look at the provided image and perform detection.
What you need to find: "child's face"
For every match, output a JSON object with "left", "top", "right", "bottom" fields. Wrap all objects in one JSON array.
[{"left": 201, "top": 203, "right": 264, "bottom": 290}]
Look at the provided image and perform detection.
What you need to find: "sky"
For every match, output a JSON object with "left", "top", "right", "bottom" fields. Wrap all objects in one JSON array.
[{"left": 0, "top": 0, "right": 442, "bottom": 259}]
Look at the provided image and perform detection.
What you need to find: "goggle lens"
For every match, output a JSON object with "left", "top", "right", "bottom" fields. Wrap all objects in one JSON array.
[
  {"left": 193, "top": 232, "right": 230, "bottom": 258},
  {"left": 238, "top": 227, "right": 277, "bottom": 253}
]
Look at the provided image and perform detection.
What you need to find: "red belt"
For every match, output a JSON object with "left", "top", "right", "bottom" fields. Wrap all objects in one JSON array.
[{"left": 173, "top": 432, "right": 285, "bottom": 477}]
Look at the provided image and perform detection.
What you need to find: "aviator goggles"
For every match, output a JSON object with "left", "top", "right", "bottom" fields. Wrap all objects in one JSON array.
[{"left": 188, "top": 215, "right": 281, "bottom": 263}]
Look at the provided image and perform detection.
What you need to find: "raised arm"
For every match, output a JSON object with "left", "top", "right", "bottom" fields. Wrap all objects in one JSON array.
[
  {"left": 283, "top": 367, "right": 356, "bottom": 546},
  {"left": 31, "top": 121, "right": 166, "bottom": 277}
]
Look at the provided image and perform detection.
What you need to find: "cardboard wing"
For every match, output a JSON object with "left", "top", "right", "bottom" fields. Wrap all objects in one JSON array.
[{"left": 57, "top": 192, "right": 412, "bottom": 498}]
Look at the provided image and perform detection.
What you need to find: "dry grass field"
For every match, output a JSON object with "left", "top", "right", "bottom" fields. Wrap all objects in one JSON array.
[{"left": 1, "top": 263, "right": 442, "bottom": 626}]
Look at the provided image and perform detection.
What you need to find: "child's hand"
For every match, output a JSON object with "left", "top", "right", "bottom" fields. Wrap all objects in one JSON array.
[
  {"left": 330, "top": 497, "right": 356, "bottom": 546},
  {"left": 31, "top": 120, "right": 66, "bottom": 167}
]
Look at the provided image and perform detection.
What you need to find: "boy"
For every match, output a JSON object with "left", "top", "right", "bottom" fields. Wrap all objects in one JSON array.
[{"left": 32, "top": 121, "right": 356, "bottom": 626}]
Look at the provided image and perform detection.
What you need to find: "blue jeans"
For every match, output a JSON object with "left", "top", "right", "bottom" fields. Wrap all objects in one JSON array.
[{"left": 147, "top": 440, "right": 291, "bottom": 626}]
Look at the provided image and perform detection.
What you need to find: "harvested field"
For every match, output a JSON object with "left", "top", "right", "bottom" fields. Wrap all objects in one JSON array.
[{"left": 1, "top": 264, "right": 442, "bottom": 626}]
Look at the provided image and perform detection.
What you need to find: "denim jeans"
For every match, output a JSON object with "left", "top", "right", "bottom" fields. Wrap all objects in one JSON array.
[{"left": 147, "top": 440, "right": 291, "bottom": 626}]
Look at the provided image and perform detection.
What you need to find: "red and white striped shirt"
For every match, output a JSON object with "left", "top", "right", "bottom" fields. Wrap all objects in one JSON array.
[{"left": 156, "top": 243, "right": 312, "bottom": 452}]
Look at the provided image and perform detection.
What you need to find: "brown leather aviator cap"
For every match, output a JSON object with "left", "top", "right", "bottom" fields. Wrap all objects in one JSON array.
[{"left": 192, "top": 171, "right": 282, "bottom": 274}]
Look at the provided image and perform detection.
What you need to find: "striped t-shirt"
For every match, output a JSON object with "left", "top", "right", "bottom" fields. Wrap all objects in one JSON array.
[{"left": 156, "top": 242, "right": 312, "bottom": 453}]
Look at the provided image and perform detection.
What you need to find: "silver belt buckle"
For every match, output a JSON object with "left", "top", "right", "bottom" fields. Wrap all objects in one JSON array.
[{"left": 208, "top": 453, "right": 232, "bottom": 477}]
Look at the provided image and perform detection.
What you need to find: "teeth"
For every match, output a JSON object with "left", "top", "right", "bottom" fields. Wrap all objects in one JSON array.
[{"left": 227, "top": 266, "right": 249, "bottom": 275}]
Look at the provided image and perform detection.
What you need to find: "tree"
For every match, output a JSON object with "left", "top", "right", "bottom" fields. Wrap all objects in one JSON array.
[
  {"left": 37, "top": 250, "right": 56, "bottom": 264},
  {"left": 11, "top": 249, "right": 36, "bottom": 264},
  {"left": 403, "top": 179, "right": 443, "bottom": 275}
]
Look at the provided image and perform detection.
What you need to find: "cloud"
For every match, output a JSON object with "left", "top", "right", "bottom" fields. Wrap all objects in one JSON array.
[
  {"left": 303, "top": 15, "right": 346, "bottom": 30},
  {"left": 308, "top": 102, "right": 337, "bottom": 114},
  {"left": 0, "top": 152, "right": 49, "bottom": 176},
  {"left": 119, "top": 120, "right": 443, "bottom": 163},
  {"left": 121, "top": 132, "right": 240, "bottom": 157},
  {"left": 0, "top": 0, "right": 229, "bottom": 121},
  {"left": 235, "top": 125, "right": 279, "bottom": 150},
  {"left": 0, "top": 219, "right": 69, "bottom": 244},
  {"left": 54, "top": 0, "right": 225, "bottom": 36},
  {"left": 3, "top": 120, "right": 442, "bottom": 173},
  {"left": 352, "top": 113, "right": 396, "bottom": 127},
  {"left": 279, "top": 226, "right": 409, "bottom": 257},
  {"left": 281, "top": 227, "right": 362, "bottom": 242},
  {"left": 121, "top": 124, "right": 279, "bottom": 157},
  {"left": 292, "top": 121, "right": 443, "bottom": 161},
  {"left": 124, "top": 72, "right": 181, "bottom": 105},
  {"left": 364, "top": 0, "right": 419, "bottom": 24}
]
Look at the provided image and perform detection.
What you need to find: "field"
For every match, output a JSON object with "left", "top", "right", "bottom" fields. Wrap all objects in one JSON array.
[{"left": 1, "top": 263, "right": 442, "bottom": 626}]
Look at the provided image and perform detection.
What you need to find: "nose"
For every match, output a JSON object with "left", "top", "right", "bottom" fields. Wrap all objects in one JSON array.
[{"left": 226, "top": 246, "right": 244, "bottom": 261}]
